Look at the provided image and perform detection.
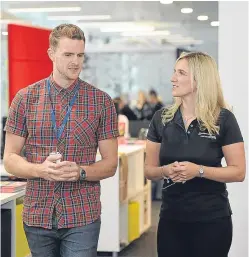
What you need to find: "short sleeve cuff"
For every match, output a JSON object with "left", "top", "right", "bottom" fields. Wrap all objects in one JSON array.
[
  {"left": 4, "top": 125, "right": 28, "bottom": 138},
  {"left": 146, "top": 135, "right": 161, "bottom": 143},
  {"left": 98, "top": 130, "right": 119, "bottom": 141}
]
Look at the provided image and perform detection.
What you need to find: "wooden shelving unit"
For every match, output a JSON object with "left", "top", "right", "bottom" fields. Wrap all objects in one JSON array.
[{"left": 97, "top": 145, "right": 151, "bottom": 257}]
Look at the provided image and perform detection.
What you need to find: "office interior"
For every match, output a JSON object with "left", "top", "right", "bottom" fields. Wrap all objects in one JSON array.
[{"left": 0, "top": 1, "right": 248, "bottom": 257}]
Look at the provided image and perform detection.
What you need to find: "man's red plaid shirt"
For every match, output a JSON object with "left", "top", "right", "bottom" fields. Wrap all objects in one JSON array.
[{"left": 5, "top": 75, "right": 119, "bottom": 229}]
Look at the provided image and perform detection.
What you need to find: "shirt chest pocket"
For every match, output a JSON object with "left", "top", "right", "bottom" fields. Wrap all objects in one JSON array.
[{"left": 73, "top": 118, "right": 98, "bottom": 147}]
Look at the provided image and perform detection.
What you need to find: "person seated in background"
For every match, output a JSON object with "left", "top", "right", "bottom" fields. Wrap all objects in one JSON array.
[
  {"left": 148, "top": 89, "right": 164, "bottom": 117},
  {"left": 113, "top": 97, "right": 137, "bottom": 121},
  {"left": 113, "top": 98, "right": 130, "bottom": 139},
  {"left": 133, "top": 90, "right": 153, "bottom": 120}
]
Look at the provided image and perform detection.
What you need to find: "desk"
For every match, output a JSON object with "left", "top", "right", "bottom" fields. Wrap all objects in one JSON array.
[{"left": 1, "top": 190, "right": 26, "bottom": 257}]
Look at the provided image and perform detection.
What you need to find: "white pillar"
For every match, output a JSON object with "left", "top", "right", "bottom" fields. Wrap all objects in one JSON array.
[{"left": 219, "top": 2, "right": 248, "bottom": 257}]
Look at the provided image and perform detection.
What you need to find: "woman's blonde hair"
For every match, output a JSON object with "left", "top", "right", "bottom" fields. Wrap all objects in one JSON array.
[
  {"left": 162, "top": 51, "right": 229, "bottom": 135},
  {"left": 49, "top": 24, "right": 85, "bottom": 50}
]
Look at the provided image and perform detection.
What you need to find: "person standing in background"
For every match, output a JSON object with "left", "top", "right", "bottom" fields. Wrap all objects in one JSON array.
[
  {"left": 148, "top": 89, "right": 164, "bottom": 117},
  {"left": 145, "top": 52, "right": 246, "bottom": 257},
  {"left": 4, "top": 24, "right": 119, "bottom": 257}
]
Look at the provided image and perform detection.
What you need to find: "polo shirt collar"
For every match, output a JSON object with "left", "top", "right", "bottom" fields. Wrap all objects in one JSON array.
[
  {"left": 172, "top": 107, "right": 184, "bottom": 127},
  {"left": 172, "top": 107, "right": 198, "bottom": 128},
  {"left": 173, "top": 107, "right": 182, "bottom": 122}
]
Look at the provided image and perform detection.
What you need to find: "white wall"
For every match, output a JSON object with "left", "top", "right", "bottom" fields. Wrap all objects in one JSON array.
[{"left": 219, "top": 2, "right": 248, "bottom": 257}]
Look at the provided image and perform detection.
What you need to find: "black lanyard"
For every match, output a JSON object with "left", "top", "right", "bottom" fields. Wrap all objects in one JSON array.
[{"left": 46, "top": 79, "right": 80, "bottom": 140}]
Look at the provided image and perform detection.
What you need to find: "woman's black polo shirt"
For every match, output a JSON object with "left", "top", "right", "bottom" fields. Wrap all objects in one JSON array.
[{"left": 147, "top": 107, "right": 243, "bottom": 222}]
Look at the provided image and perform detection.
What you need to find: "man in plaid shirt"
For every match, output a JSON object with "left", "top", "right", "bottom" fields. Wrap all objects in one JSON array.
[{"left": 4, "top": 24, "right": 119, "bottom": 257}]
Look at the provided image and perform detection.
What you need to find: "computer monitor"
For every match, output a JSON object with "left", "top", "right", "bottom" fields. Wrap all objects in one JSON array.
[{"left": 129, "top": 120, "right": 150, "bottom": 138}]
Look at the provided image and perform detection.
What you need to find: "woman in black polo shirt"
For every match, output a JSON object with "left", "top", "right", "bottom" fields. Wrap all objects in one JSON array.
[{"left": 145, "top": 52, "right": 246, "bottom": 257}]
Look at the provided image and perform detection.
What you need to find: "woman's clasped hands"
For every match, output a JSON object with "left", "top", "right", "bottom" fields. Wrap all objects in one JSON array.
[{"left": 163, "top": 161, "right": 200, "bottom": 183}]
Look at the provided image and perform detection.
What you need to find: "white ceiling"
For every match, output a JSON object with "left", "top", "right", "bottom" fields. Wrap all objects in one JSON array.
[{"left": 1, "top": 1, "right": 218, "bottom": 57}]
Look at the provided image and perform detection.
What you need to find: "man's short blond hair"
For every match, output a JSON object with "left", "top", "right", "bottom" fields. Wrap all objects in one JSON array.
[{"left": 49, "top": 24, "right": 85, "bottom": 49}]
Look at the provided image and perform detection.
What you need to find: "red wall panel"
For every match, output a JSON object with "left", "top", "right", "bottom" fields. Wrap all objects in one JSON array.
[{"left": 8, "top": 24, "right": 52, "bottom": 105}]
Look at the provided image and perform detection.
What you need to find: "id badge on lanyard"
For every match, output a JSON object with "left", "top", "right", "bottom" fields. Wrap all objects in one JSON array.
[{"left": 46, "top": 79, "right": 80, "bottom": 161}]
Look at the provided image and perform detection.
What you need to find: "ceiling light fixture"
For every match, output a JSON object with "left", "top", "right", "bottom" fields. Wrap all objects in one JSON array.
[
  {"left": 210, "top": 21, "right": 219, "bottom": 27},
  {"left": 0, "top": 19, "right": 27, "bottom": 24},
  {"left": 197, "top": 15, "right": 208, "bottom": 21},
  {"left": 168, "top": 39, "right": 203, "bottom": 45},
  {"left": 100, "top": 26, "right": 155, "bottom": 33},
  {"left": 160, "top": 0, "right": 173, "bottom": 4},
  {"left": 47, "top": 15, "right": 111, "bottom": 21},
  {"left": 8, "top": 7, "right": 81, "bottom": 13},
  {"left": 165, "top": 34, "right": 183, "bottom": 39},
  {"left": 181, "top": 8, "right": 193, "bottom": 14},
  {"left": 122, "top": 30, "right": 170, "bottom": 36},
  {"left": 61, "top": 0, "right": 163, "bottom": 1}
]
